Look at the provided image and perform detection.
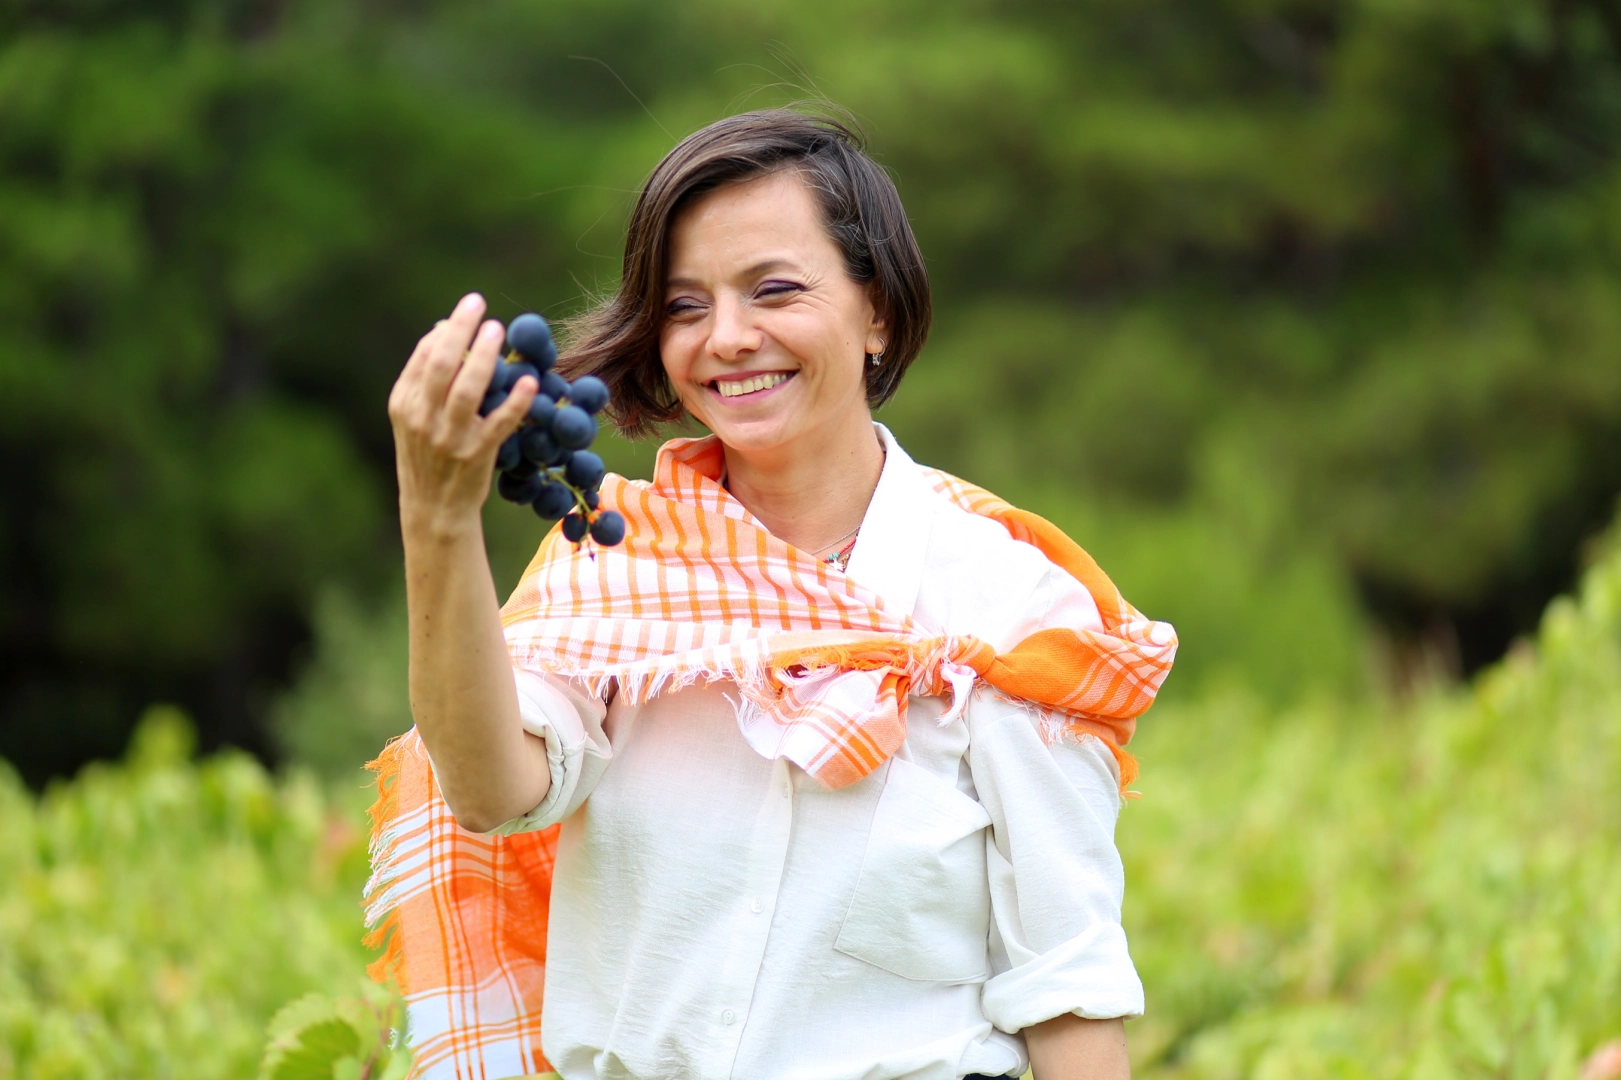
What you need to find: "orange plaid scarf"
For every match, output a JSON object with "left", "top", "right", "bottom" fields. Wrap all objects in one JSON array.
[{"left": 366, "top": 435, "right": 1176, "bottom": 1079}]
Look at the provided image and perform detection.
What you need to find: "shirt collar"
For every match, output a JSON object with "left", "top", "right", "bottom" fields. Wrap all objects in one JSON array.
[{"left": 843, "top": 424, "right": 935, "bottom": 619}]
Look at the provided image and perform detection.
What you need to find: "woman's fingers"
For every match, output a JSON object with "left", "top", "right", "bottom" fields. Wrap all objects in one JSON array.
[
  {"left": 481, "top": 376, "right": 538, "bottom": 455},
  {"left": 388, "top": 320, "right": 447, "bottom": 423},
  {"left": 388, "top": 295, "right": 543, "bottom": 517},
  {"left": 446, "top": 319, "right": 506, "bottom": 424},
  {"left": 418, "top": 293, "right": 487, "bottom": 406}
]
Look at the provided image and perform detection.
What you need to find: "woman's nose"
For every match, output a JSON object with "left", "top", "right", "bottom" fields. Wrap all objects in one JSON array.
[{"left": 707, "top": 295, "right": 762, "bottom": 360}]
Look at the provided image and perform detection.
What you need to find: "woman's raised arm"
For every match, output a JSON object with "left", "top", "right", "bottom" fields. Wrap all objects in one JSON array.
[{"left": 387, "top": 292, "right": 551, "bottom": 833}]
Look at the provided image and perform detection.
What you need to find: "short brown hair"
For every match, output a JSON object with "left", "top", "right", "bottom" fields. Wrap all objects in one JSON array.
[{"left": 557, "top": 108, "right": 932, "bottom": 438}]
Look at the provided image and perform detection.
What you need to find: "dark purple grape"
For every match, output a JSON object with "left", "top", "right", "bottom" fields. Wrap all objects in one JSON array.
[
  {"left": 506, "top": 458, "right": 539, "bottom": 479},
  {"left": 531, "top": 481, "right": 575, "bottom": 521},
  {"left": 497, "top": 361, "right": 539, "bottom": 393},
  {"left": 561, "top": 512, "right": 589, "bottom": 543},
  {"left": 589, "top": 510, "right": 626, "bottom": 546},
  {"left": 567, "top": 375, "right": 609, "bottom": 414},
  {"left": 507, "top": 313, "right": 556, "bottom": 370},
  {"left": 497, "top": 470, "right": 544, "bottom": 505},
  {"left": 529, "top": 394, "right": 557, "bottom": 425},
  {"left": 540, "top": 371, "right": 570, "bottom": 402},
  {"left": 520, "top": 424, "right": 562, "bottom": 466},
  {"left": 584, "top": 490, "right": 600, "bottom": 511},
  {"left": 564, "top": 450, "right": 605, "bottom": 490},
  {"left": 479, "top": 388, "right": 508, "bottom": 417},
  {"left": 551, "top": 405, "right": 596, "bottom": 450},
  {"left": 496, "top": 432, "right": 522, "bottom": 472}
]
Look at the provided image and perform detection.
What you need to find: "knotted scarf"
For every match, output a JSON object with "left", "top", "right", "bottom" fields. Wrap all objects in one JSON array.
[{"left": 366, "top": 435, "right": 1177, "bottom": 1079}]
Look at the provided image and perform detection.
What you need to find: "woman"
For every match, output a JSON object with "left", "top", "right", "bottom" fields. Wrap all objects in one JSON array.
[{"left": 374, "top": 109, "right": 1177, "bottom": 1080}]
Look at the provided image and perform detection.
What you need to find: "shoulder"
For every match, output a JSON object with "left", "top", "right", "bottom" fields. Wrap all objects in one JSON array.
[
  {"left": 853, "top": 426, "right": 1105, "bottom": 648},
  {"left": 925, "top": 492, "right": 1050, "bottom": 587},
  {"left": 913, "top": 475, "right": 1104, "bottom": 650}
]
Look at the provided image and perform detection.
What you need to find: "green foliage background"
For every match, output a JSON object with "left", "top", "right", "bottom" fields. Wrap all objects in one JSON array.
[
  {"left": 4, "top": 0, "right": 1621, "bottom": 1075},
  {"left": 5, "top": 0, "right": 1621, "bottom": 777}
]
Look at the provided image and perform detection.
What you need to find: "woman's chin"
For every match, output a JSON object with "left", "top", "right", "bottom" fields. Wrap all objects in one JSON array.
[
  {"left": 696, "top": 381, "right": 799, "bottom": 444},
  {"left": 706, "top": 415, "right": 799, "bottom": 457}
]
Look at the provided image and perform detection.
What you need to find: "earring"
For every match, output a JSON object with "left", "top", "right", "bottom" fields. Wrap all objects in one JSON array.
[{"left": 868, "top": 340, "right": 886, "bottom": 367}]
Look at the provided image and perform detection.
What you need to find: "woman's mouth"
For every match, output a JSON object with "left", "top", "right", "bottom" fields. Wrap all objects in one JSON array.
[{"left": 710, "top": 371, "right": 795, "bottom": 399}]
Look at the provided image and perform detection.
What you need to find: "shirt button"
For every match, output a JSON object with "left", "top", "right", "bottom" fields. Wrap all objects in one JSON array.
[
  {"left": 722, "top": 1009, "right": 736, "bottom": 1025},
  {"left": 750, "top": 897, "right": 763, "bottom": 913}
]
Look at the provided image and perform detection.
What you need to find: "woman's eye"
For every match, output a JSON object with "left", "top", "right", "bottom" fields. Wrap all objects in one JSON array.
[
  {"left": 756, "top": 281, "right": 802, "bottom": 299},
  {"left": 666, "top": 299, "right": 703, "bottom": 316}
]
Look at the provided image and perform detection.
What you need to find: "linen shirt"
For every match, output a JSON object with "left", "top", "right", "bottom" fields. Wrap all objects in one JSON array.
[{"left": 495, "top": 426, "right": 1144, "bottom": 1080}]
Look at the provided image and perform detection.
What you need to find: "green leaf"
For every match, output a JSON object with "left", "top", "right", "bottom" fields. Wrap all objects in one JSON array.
[
  {"left": 267, "top": 1019, "right": 360, "bottom": 1080},
  {"left": 260, "top": 994, "right": 366, "bottom": 1080}
]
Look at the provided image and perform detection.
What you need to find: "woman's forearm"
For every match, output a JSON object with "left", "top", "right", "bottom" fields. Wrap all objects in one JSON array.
[
  {"left": 402, "top": 509, "right": 550, "bottom": 833},
  {"left": 389, "top": 293, "right": 549, "bottom": 834},
  {"left": 1026, "top": 1014, "right": 1130, "bottom": 1080}
]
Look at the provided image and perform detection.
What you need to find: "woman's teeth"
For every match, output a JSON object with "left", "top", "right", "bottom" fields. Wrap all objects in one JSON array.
[{"left": 715, "top": 372, "right": 790, "bottom": 398}]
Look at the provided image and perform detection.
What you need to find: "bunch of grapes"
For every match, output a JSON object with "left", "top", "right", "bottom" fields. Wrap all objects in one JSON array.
[{"left": 482, "top": 313, "right": 626, "bottom": 548}]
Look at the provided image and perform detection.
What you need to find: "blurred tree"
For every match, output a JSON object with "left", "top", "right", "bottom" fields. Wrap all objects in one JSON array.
[
  {"left": 0, "top": 0, "right": 635, "bottom": 781},
  {"left": 3, "top": 0, "right": 1620, "bottom": 780},
  {"left": 846, "top": 0, "right": 1621, "bottom": 673}
]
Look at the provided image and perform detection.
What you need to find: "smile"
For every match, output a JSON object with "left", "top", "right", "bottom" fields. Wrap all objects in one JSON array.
[{"left": 711, "top": 371, "right": 794, "bottom": 398}]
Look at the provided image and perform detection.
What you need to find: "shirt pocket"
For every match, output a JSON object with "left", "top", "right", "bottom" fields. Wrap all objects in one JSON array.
[{"left": 834, "top": 756, "right": 995, "bottom": 984}]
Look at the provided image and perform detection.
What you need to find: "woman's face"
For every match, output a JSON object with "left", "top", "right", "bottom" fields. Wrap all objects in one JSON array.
[{"left": 659, "top": 170, "right": 886, "bottom": 460}]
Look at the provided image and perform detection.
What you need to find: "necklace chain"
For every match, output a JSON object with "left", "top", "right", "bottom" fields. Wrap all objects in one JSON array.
[{"left": 810, "top": 523, "right": 861, "bottom": 558}]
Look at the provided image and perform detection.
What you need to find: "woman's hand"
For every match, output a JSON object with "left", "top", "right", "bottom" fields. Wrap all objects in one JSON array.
[
  {"left": 388, "top": 292, "right": 537, "bottom": 539},
  {"left": 389, "top": 293, "right": 553, "bottom": 834}
]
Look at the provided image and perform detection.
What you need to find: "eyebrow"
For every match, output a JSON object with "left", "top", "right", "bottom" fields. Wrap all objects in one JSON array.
[{"left": 666, "top": 258, "right": 801, "bottom": 289}]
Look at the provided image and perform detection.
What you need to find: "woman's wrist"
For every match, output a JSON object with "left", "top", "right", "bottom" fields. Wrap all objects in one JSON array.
[{"left": 400, "top": 497, "right": 485, "bottom": 547}]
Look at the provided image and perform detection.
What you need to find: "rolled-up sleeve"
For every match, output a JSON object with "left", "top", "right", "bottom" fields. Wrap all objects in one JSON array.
[
  {"left": 485, "top": 668, "right": 612, "bottom": 836},
  {"left": 967, "top": 688, "right": 1144, "bottom": 1031}
]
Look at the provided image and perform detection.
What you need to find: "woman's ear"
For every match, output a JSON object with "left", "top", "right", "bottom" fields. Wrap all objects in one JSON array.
[
  {"left": 865, "top": 310, "right": 889, "bottom": 357},
  {"left": 862, "top": 283, "right": 889, "bottom": 354}
]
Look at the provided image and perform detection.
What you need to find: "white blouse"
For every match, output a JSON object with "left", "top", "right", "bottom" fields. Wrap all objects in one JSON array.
[{"left": 493, "top": 427, "right": 1144, "bottom": 1080}]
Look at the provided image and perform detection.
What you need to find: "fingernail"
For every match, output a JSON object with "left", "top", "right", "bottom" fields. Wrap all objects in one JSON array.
[
  {"left": 480, "top": 321, "right": 502, "bottom": 340},
  {"left": 457, "top": 292, "right": 482, "bottom": 313}
]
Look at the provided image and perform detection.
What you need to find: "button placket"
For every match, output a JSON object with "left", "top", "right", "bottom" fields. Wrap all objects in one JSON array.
[{"left": 709, "top": 758, "right": 796, "bottom": 1075}]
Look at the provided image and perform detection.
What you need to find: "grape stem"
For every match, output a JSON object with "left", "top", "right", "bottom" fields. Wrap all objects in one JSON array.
[
  {"left": 546, "top": 467, "right": 596, "bottom": 517},
  {"left": 545, "top": 465, "right": 601, "bottom": 551}
]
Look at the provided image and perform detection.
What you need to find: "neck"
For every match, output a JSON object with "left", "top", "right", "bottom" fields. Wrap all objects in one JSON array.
[{"left": 721, "top": 413, "right": 884, "bottom": 555}]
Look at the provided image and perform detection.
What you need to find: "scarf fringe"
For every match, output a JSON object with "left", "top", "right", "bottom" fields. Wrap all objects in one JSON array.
[
  {"left": 506, "top": 635, "right": 969, "bottom": 708},
  {"left": 507, "top": 633, "right": 1141, "bottom": 793},
  {"left": 1019, "top": 691, "right": 1141, "bottom": 795}
]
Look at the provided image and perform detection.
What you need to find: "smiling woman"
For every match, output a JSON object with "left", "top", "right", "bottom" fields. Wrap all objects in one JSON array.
[
  {"left": 561, "top": 110, "right": 929, "bottom": 434},
  {"left": 657, "top": 169, "right": 891, "bottom": 558},
  {"left": 371, "top": 108, "right": 1176, "bottom": 1080}
]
